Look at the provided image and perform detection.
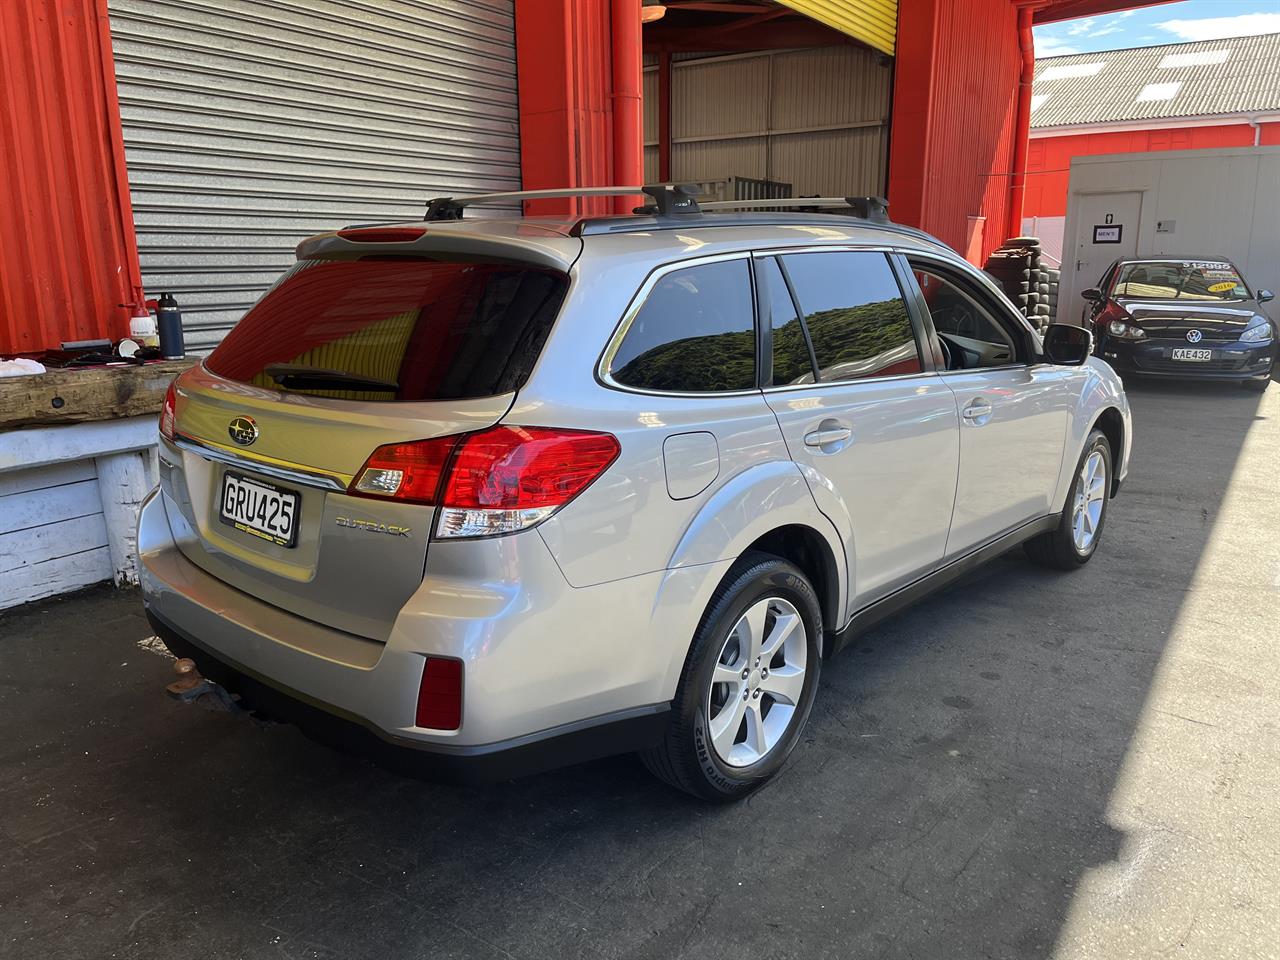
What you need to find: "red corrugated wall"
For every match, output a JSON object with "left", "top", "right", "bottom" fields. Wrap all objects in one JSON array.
[
  {"left": 0, "top": 0, "right": 142, "bottom": 355},
  {"left": 889, "top": 0, "right": 1022, "bottom": 263},
  {"left": 1024, "top": 122, "right": 1280, "bottom": 218}
]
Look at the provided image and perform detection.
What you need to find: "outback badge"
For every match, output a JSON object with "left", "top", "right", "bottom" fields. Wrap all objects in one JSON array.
[{"left": 228, "top": 416, "right": 258, "bottom": 446}]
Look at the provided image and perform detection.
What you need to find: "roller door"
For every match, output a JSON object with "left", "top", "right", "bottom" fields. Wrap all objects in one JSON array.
[{"left": 107, "top": 0, "right": 520, "bottom": 350}]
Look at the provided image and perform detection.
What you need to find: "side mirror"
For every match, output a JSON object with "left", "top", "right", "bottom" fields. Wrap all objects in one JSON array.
[
  {"left": 1258, "top": 289, "right": 1274, "bottom": 303},
  {"left": 1081, "top": 287, "right": 1103, "bottom": 303},
  {"left": 1043, "top": 324, "right": 1093, "bottom": 366}
]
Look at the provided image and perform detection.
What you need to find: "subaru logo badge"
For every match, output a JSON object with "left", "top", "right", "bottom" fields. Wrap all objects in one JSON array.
[
  {"left": 1185, "top": 329, "right": 1203, "bottom": 344},
  {"left": 228, "top": 416, "right": 258, "bottom": 446}
]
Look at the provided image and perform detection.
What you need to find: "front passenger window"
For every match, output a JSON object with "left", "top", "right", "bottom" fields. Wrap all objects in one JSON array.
[{"left": 913, "top": 268, "right": 1019, "bottom": 370}]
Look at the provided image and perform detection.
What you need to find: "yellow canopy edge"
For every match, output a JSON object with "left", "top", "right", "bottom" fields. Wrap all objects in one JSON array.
[{"left": 777, "top": 0, "right": 898, "bottom": 56}]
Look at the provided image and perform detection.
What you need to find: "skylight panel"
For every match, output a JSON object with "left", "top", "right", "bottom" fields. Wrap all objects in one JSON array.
[
  {"left": 1137, "top": 82, "right": 1182, "bottom": 102},
  {"left": 1159, "top": 50, "right": 1231, "bottom": 69},
  {"left": 1040, "top": 62, "right": 1107, "bottom": 81},
  {"left": 1030, "top": 94, "right": 1050, "bottom": 112}
]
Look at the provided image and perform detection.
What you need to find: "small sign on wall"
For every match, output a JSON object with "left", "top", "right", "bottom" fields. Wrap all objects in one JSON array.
[
  {"left": 1092, "top": 224, "right": 1123, "bottom": 244},
  {"left": 1157, "top": 219, "right": 1176, "bottom": 234}
]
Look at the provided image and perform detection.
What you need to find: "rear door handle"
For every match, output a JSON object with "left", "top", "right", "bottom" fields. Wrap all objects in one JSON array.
[
  {"left": 961, "top": 399, "right": 993, "bottom": 425},
  {"left": 804, "top": 426, "right": 853, "bottom": 447}
]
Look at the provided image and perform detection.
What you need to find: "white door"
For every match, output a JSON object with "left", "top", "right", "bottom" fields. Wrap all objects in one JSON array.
[{"left": 1072, "top": 192, "right": 1142, "bottom": 321}]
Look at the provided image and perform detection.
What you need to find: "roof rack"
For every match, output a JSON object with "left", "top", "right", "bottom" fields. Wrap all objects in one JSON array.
[
  {"left": 417, "top": 184, "right": 890, "bottom": 235},
  {"left": 699, "top": 196, "right": 891, "bottom": 222},
  {"left": 424, "top": 186, "right": 645, "bottom": 221}
]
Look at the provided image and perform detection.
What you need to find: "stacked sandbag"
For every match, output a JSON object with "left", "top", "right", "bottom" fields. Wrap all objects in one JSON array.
[{"left": 984, "top": 237, "right": 1056, "bottom": 330}]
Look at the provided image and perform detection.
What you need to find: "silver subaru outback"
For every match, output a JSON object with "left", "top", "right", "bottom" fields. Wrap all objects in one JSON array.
[{"left": 139, "top": 186, "right": 1131, "bottom": 801}]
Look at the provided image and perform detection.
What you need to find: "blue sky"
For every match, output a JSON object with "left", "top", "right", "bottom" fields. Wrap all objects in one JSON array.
[{"left": 1034, "top": 0, "right": 1280, "bottom": 57}]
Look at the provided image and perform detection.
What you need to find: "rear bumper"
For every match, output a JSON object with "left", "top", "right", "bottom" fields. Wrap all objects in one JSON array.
[
  {"left": 1100, "top": 336, "right": 1275, "bottom": 380},
  {"left": 147, "top": 608, "right": 668, "bottom": 783},
  {"left": 138, "top": 487, "right": 696, "bottom": 780}
]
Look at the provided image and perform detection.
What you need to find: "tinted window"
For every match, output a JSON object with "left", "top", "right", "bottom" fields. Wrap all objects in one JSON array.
[
  {"left": 758, "top": 257, "right": 815, "bottom": 386},
  {"left": 780, "top": 252, "right": 921, "bottom": 382},
  {"left": 912, "top": 267, "right": 1017, "bottom": 370},
  {"left": 206, "top": 258, "right": 568, "bottom": 401},
  {"left": 611, "top": 259, "right": 756, "bottom": 392}
]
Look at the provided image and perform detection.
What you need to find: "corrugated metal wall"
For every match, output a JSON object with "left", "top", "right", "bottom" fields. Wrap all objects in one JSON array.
[
  {"left": 889, "top": 0, "right": 1020, "bottom": 262},
  {"left": 107, "top": 0, "right": 521, "bottom": 351},
  {"left": 0, "top": 0, "right": 142, "bottom": 355},
  {"left": 643, "top": 47, "right": 892, "bottom": 198}
]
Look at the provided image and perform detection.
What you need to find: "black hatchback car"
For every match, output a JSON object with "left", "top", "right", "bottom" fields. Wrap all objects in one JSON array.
[{"left": 1083, "top": 258, "right": 1275, "bottom": 391}]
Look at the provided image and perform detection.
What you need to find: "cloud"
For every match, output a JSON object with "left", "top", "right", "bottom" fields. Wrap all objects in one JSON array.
[
  {"left": 1067, "top": 17, "right": 1095, "bottom": 36},
  {"left": 1157, "top": 12, "right": 1280, "bottom": 41},
  {"left": 1119, "top": 10, "right": 1137, "bottom": 17},
  {"left": 1036, "top": 34, "right": 1081, "bottom": 57},
  {"left": 1091, "top": 26, "right": 1122, "bottom": 38}
]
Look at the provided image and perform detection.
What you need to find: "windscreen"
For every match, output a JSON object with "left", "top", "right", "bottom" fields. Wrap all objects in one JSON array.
[
  {"left": 1112, "top": 261, "right": 1249, "bottom": 302},
  {"left": 205, "top": 258, "right": 568, "bottom": 401}
]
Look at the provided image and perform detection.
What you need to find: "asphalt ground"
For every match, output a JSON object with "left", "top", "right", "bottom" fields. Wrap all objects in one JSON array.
[{"left": 2, "top": 376, "right": 1278, "bottom": 960}]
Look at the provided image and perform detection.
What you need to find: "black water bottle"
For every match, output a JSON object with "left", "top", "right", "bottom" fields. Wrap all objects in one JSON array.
[{"left": 157, "top": 292, "right": 185, "bottom": 360}]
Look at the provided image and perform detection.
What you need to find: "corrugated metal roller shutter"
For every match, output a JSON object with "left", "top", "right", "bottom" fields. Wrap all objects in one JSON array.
[
  {"left": 107, "top": 0, "right": 519, "bottom": 351},
  {"left": 778, "top": 0, "right": 897, "bottom": 56}
]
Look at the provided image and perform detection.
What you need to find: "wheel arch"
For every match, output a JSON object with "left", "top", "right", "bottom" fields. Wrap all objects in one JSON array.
[
  {"left": 740, "top": 524, "right": 841, "bottom": 639},
  {"left": 1091, "top": 405, "right": 1125, "bottom": 496}
]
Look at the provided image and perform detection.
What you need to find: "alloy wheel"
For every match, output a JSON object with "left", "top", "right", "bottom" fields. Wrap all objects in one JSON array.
[
  {"left": 706, "top": 596, "right": 808, "bottom": 768},
  {"left": 1071, "top": 450, "right": 1107, "bottom": 552}
]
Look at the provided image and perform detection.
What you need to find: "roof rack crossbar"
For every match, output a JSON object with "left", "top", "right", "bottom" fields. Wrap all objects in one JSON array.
[
  {"left": 424, "top": 186, "right": 645, "bottom": 221},
  {"left": 699, "top": 196, "right": 891, "bottom": 222}
]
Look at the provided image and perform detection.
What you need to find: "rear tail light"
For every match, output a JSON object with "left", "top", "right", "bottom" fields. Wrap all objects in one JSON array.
[
  {"left": 349, "top": 425, "right": 620, "bottom": 539},
  {"left": 159, "top": 381, "right": 177, "bottom": 441},
  {"left": 416, "top": 656, "right": 462, "bottom": 730}
]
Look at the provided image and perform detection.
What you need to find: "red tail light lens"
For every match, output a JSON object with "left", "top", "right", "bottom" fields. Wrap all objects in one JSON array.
[
  {"left": 159, "top": 381, "right": 177, "bottom": 441},
  {"left": 416, "top": 656, "right": 462, "bottom": 730},
  {"left": 349, "top": 436, "right": 459, "bottom": 504},
  {"left": 348, "top": 426, "right": 620, "bottom": 538},
  {"left": 442, "top": 426, "right": 621, "bottom": 510}
]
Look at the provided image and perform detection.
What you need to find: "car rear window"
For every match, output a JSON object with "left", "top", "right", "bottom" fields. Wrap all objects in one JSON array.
[{"left": 205, "top": 258, "right": 568, "bottom": 401}]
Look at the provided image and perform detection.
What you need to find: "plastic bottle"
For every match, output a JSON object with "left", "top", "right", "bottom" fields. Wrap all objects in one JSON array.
[{"left": 129, "top": 310, "right": 158, "bottom": 348}]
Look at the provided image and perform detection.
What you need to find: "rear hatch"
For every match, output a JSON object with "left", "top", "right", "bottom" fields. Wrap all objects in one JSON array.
[{"left": 163, "top": 252, "right": 569, "bottom": 642}]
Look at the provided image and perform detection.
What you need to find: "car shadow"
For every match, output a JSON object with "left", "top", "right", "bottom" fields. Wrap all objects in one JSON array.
[{"left": 0, "top": 378, "right": 1269, "bottom": 960}]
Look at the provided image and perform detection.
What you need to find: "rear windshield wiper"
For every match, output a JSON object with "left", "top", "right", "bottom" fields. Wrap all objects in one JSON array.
[{"left": 263, "top": 364, "right": 398, "bottom": 392}]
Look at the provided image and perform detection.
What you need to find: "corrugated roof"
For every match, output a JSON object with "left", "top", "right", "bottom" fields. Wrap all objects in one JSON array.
[{"left": 1031, "top": 32, "right": 1280, "bottom": 129}]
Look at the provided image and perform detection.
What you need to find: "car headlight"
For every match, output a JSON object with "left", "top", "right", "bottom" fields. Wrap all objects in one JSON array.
[
  {"left": 1107, "top": 321, "right": 1147, "bottom": 340},
  {"left": 1240, "top": 322, "right": 1274, "bottom": 343}
]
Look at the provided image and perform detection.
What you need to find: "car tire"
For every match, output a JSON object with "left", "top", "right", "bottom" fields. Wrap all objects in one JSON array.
[
  {"left": 641, "top": 552, "right": 823, "bottom": 801},
  {"left": 1025, "top": 429, "right": 1112, "bottom": 570}
]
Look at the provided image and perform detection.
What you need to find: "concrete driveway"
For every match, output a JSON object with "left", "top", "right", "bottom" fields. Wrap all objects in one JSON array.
[{"left": 2, "top": 378, "right": 1278, "bottom": 960}]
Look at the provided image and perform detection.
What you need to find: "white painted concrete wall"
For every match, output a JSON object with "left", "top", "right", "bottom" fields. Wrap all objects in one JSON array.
[
  {"left": 0, "top": 417, "right": 158, "bottom": 609},
  {"left": 1060, "top": 146, "right": 1280, "bottom": 320}
]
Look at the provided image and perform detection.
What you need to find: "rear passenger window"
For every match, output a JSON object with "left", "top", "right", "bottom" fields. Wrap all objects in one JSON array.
[
  {"left": 610, "top": 259, "right": 756, "bottom": 392},
  {"left": 780, "top": 252, "right": 922, "bottom": 382},
  {"left": 758, "top": 257, "right": 815, "bottom": 386}
]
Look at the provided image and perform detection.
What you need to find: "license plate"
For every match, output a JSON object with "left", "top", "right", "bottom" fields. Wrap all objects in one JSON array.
[
  {"left": 1171, "top": 348, "right": 1213, "bottom": 362},
  {"left": 219, "top": 472, "right": 299, "bottom": 547}
]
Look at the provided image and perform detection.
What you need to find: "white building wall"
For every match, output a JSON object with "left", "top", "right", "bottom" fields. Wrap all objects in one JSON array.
[{"left": 1060, "top": 146, "right": 1280, "bottom": 316}]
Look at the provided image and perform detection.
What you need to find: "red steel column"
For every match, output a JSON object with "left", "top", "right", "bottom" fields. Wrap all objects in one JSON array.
[
  {"left": 658, "top": 51, "right": 672, "bottom": 182},
  {"left": 611, "top": 0, "right": 644, "bottom": 211},
  {"left": 514, "top": 1, "right": 613, "bottom": 217},
  {"left": 1007, "top": 4, "right": 1036, "bottom": 239}
]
